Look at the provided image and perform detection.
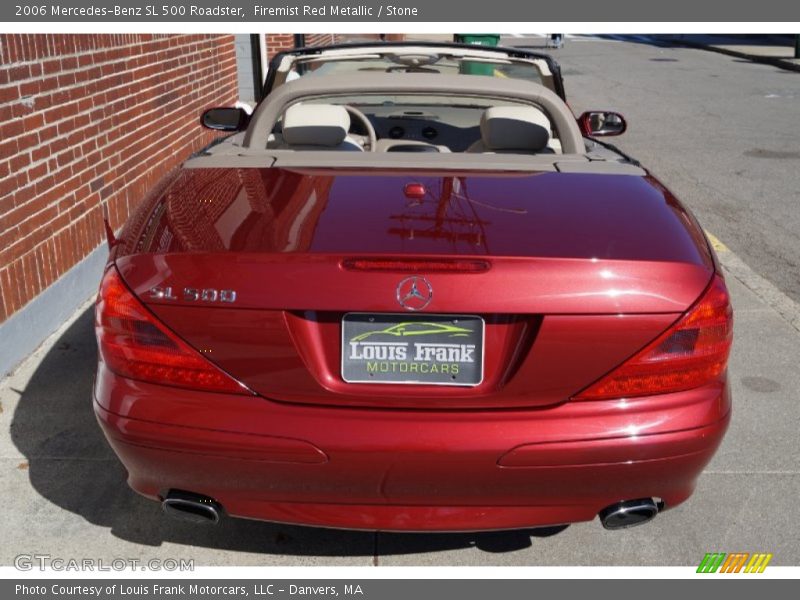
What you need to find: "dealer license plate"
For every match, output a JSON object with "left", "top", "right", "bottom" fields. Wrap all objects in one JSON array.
[{"left": 341, "top": 313, "right": 484, "bottom": 386}]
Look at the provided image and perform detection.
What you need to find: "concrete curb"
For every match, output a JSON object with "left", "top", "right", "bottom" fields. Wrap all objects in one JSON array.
[
  {"left": 0, "top": 242, "right": 107, "bottom": 377},
  {"left": 708, "top": 233, "right": 800, "bottom": 334},
  {"left": 663, "top": 37, "right": 800, "bottom": 73}
]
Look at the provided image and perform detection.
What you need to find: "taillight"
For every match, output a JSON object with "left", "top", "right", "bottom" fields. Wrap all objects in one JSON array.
[
  {"left": 574, "top": 275, "right": 733, "bottom": 400},
  {"left": 95, "top": 266, "right": 250, "bottom": 394}
]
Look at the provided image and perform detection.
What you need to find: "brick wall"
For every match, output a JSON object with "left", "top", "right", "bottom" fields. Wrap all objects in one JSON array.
[
  {"left": 264, "top": 34, "right": 293, "bottom": 61},
  {"left": 302, "top": 34, "right": 340, "bottom": 48},
  {"left": 0, "top": 34, "right": 238, "bottom": 324}
]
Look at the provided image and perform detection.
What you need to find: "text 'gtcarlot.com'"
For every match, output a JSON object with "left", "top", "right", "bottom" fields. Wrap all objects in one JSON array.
[{"left": 13, "top": 554, "right": 193, "bottom": 571}]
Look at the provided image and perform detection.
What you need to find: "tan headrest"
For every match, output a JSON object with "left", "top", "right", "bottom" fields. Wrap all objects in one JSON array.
[
  {"left": 282, "top": 104, "right": 351, "bottom": 147},
  {"left": 481, "top": 106, "right": 551, "bottom": 152}
]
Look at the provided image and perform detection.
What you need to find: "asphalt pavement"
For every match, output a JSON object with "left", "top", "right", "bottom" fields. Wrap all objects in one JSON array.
[
  {"left": 516, "top": 34, "right": 800, "bottom": 306},
  {"left": 1, "top": 36, "right": 799, "bottom": 567},
  {"left": 661, "top": 34, "right": 800, "bottom": 72}
]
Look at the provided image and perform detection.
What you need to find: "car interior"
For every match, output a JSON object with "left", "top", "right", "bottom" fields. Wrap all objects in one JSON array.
[{"left": 266, "top": 97, "right": 564, "bottom": 154}]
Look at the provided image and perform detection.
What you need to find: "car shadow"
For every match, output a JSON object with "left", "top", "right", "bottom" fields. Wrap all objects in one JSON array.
[{"left": 9, "top": 306, "right": 568, "bottom": 558}]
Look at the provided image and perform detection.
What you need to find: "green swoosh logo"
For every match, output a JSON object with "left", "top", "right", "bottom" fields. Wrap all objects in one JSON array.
[{"left": 351, "top": 322, "right": 472, "bottom": 343}]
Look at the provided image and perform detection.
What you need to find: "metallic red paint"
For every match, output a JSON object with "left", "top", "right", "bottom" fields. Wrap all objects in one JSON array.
[
  {"left": 94, "top": 361, "right": 729, "bottom": 531},
  {"left": 115, "top": 168, "right": 712, "bottom": 267},
  {"left": 94, "top": 165, "right": 731, "bottom": 531},
  {"left": 139, "top": 306, "right": 681, "bottom": 410}
]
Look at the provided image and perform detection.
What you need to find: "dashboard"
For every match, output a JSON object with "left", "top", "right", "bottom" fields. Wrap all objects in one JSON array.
[{"left": 353, "top": 105, "right": 483, "bottom": 152}]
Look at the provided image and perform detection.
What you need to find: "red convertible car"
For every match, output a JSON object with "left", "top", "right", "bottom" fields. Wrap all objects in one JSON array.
[{"left": 94, "top": 43, "right": 732, "bottom": 532}]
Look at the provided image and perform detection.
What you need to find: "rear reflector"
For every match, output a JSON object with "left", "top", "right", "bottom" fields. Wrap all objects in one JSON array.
[
  {"left": 574, "top": 275, "right": 733, "bottom": 400},
  {"left": 342, "top": 258, "right": 491, "bottom": 273},
  {"left": 95, "top": 267, "right": 250, "bottom": 394}
]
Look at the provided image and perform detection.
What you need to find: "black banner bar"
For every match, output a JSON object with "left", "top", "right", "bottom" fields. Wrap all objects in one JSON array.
[{"left": 3, "top": 579, "right": 797, "bottom": 600}]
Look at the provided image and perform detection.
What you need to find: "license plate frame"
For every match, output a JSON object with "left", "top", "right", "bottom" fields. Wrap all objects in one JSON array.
[{"left": 341, "top": 313, "right": 485, "bottom": 386}]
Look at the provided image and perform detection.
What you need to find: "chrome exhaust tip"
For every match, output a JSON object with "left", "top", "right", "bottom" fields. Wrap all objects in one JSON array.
[
  {"left": 162, "top": 490, "right": 221, "bottom": 525},
  {"left": 599, "top": 498, "right": 660, "bottom": 530}
]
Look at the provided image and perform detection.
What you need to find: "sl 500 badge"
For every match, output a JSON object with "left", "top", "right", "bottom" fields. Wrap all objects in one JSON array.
[{"left": 150, "top": 286, "right": 237, "bottom": 303}]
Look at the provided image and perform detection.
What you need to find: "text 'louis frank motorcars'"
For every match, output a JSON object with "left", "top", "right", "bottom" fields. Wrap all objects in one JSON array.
[{"left": 94, "top": 42, "right": 732, "bottom": 532}]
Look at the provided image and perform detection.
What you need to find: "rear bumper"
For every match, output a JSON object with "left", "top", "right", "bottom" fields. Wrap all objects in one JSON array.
[{"left": 94, "top": 363, "right": 730, "bottom": 531}]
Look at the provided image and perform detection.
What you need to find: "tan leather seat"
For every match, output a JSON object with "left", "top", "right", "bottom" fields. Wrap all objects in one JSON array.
[
  {"left": 279, "top": 104, "right": 363, "bottom": 151},
  {"left": 467, "top": 106, "right": 554, "bottom": 154}
]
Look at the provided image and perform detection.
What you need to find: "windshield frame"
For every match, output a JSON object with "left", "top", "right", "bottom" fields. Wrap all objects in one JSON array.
[{"left": 262, "top": 41, "right": 567, "bottom": 101}]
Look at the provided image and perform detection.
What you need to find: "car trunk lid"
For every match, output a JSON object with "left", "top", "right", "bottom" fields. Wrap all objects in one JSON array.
[{"left": 114, "top": 167, "right": 712, "bottom": 409}]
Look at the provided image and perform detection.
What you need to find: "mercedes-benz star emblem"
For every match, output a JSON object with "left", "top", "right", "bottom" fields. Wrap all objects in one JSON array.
[{"left": 396, "top": 276, "right": 433, "bottom": 311}]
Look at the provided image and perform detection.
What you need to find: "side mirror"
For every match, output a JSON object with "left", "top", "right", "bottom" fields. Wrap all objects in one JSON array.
[
  {"left": 578, "top": 111, "right": 627, "bottom": 137},
  {"left": 201, "top": 107, "right": 250, "bottom": 132}
]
